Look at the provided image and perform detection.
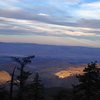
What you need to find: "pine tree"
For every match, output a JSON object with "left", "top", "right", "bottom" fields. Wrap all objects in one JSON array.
[
  {"left": 29, "top": 73, "right": 45, "bottom": 100},
  {"left": 73, "top": 62, "right": 100, "bottom": 100},
  {"left": 12, "top": 55, "right": 35, "bottom": 100}
]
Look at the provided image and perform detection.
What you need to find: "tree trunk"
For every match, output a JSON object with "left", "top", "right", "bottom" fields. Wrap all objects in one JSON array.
[
  {"left": 18, "top": 64, "right": 24, "bottom": 100},
  {"left": 9, "top": 66, "right": 16, "bottom": 100}
]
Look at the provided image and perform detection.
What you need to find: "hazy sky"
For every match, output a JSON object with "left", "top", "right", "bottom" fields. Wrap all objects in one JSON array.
[{"left": 0, "top": 0, "right": 100, "bottom": 47}]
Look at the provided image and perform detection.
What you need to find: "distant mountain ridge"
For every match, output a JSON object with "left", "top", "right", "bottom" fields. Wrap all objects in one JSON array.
[{"left": 0, "top": 42, "right": 100, "bottom": 64}]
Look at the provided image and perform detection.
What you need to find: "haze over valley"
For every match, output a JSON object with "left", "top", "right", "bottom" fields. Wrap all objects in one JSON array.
[{"left": 0, "top": 42, "right": 100, "bottom": 87}]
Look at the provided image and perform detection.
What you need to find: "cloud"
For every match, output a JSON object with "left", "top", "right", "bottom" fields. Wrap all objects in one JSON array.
[
  {"left": 0, "top": 34, "right": 99, "bottom": 47},
  {"left": 0, "top": 17, "right": 100, "bottom": 38},
  {"left": 54, "top": 0, "right": 80, "bottom": 4},
  {"left": 81, "top": 1, "right": 100, "bottom": 9},
  {"left": 76, "top": 1, "right": 100, "bottom": 19},
  {"left": 64, "top": 0, "right": 80, "bottom": 4},
  {"left": 37, "top": 13, "right": 50, "bottom": 17},
  {"left": 0, "top": 7, "right": 100, "bottom": 31},
  {"left": 65, "top": 0, "right": 80, "bottom": 2},
  {"left": 0, "top": 0, "right": 21, "bottom": 9},
  {"left": 0, "top": 8, "right": 75, "bottom": 30},
  {"left": 0, "top": 0, "right": 99, "bottom": 47},
  {"left": 78, "top": 19, "right": 100, "bottom": 29}
]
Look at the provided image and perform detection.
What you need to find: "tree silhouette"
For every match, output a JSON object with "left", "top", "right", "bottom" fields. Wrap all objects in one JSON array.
[
  {"left": 11, "top": 55, "right": 35, "bottom": 100},
  {"left": 9, "top": 66, "right": 17, "bottom": 100},
  {"left": 29, "top": 72, "right": 45, "bottom": 100},
  {"left": 73, "top": 62, "right": 100, "bottom": 100}
]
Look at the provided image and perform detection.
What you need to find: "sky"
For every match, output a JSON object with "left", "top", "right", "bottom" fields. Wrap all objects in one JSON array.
[{"left": 0, "top": 0, "right": 100, "bottom": 47}]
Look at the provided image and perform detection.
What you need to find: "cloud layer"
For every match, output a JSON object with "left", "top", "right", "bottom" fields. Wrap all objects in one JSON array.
[{"left": 0, "top": 0, "right": 100, "bottom": 47}]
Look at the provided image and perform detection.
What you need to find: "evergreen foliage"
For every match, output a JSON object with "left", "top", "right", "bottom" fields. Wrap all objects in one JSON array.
[
  {"left": 73, "top": 62, "right": 100, "bottom": 100},
  {"left": 28, "top": 72, "right": 45, "bottom": 100},
  {"left": 11, "top": 56, "right": 35, "bottom": 100}
]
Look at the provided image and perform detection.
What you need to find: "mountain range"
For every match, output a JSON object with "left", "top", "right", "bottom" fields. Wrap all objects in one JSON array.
[
  {"left": 0, "top": 42, "right": 100, "bottom": 63},
  {"left": 0, "top": 42, "right": 100, "bottom": 87}
]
